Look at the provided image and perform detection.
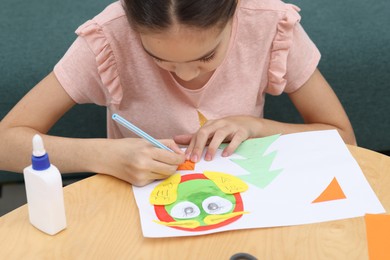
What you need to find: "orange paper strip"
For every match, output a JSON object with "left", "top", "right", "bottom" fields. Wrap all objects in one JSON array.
[
  {"left": 177, "top": 160, "right": 195, "bottom": 170},
  {"left": 365, "top": 214, "right": 390, "bottom": 260},
  {"left": 312, "top": 177, "right": 346, "bottom": 203}
]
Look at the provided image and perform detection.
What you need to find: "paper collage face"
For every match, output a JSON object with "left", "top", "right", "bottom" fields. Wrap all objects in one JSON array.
[{"left": 132, "top": 130, "right": 385, "bottom": 238}]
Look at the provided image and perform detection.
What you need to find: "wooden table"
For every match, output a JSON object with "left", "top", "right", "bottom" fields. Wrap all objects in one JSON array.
[{"left": 0, "top": 145, "right": 389, "bottom": 259}]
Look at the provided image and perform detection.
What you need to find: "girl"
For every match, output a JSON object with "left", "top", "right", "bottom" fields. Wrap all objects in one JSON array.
[{"left": 0, "top": 0, "right": 356, "bottom": 186}]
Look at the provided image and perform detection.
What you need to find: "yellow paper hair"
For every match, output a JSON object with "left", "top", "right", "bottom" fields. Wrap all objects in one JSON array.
[
  {"left": 149, "top": 173, "right": 181, "bottom": 205},
  {"left": 204, "top": 171, "right": 248, "bottom": 194}
]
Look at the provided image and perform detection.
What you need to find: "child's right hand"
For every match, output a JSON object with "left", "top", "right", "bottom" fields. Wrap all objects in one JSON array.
[{"left": 95, "top": 138, "right": 185, "bottom": 186}]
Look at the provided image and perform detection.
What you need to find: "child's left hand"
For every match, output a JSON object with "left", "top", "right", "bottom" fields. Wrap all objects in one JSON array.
[{"left": 174, "top": 115, "right": 260, "bottom": 162}]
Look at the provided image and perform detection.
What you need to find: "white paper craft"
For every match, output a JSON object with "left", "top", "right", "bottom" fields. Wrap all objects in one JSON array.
[{"left": 132, "top": 130, "right": 385, "bottom": 238}]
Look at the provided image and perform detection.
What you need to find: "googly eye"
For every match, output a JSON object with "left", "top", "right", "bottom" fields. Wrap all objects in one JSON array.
[
  {"left": 202, "top": 196, "right": 233, "bottom": 214},
  {"left": 170, "top": 201, "right": 201, "bottom": 219}
]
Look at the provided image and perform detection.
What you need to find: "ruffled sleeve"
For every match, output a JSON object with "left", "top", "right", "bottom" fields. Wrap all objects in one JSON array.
[
  {"left": 76, "top": 20, "right": 123, "bottom": 105},
  {"left": 267, "top": 4, "right": 301, "bottom": 95}
]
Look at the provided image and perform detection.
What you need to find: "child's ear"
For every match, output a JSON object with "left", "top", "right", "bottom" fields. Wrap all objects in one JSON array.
[
  {"left": 149, "top": 174, "right": 181, "bottom": 205},
  {"left": 204, "top": 171, "right": 248, "bottom": 194}
]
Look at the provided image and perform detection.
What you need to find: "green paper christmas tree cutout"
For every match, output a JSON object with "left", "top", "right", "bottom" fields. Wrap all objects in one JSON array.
[{"left": 221, "top": 134, "right": 282, "bottom": 188}]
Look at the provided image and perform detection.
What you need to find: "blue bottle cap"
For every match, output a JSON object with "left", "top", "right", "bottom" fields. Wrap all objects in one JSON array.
[{"left": 31, "top": 134, "right": 51, "bottom": 171}]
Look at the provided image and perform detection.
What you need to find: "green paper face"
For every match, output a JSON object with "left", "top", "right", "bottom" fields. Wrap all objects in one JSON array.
[{"left": 165, "top": 179, "right": 236, "bottom": 226}]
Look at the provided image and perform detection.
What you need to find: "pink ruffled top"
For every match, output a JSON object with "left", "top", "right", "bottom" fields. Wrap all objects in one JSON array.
[{"left": 54, "top": 0, "right": 320, "bottom": 139}]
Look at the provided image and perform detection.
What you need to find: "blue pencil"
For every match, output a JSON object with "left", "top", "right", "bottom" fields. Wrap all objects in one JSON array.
[{"left": 112, "top": 113, "right": 174, "bottom": 152}]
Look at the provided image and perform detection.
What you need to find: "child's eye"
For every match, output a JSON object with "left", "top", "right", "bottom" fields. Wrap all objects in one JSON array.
[
  {"left": 153, "top": 52, "right": 216, "bottom": 63},
  {"left": 199, "top": 52, "right": 216, "bottom": 63}
]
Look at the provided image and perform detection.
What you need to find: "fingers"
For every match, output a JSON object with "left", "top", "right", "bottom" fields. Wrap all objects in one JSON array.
[
  {"left": 129, "top": 172, "right": 167, "bottom": 187},
  {"left": 204, "top": 128, "right": 231, "bottom": 160},
  {"left": 152, "top": 146, "right": 185, "bottom": 166},
  {"left": 184, "top": 117, "right": 254, "bottom": 162},
  {"left": 221, "top": 130, "right": 249, "bottom": 157},
  {"left": 122, "top": 115, "right": 255, "bottom": 187},
  {"left": 148, "top": 143, "right": 186, "bottom": 176},
  {"left": 173, "top": 134, "right": 193, "bottom": 145},
  {"left": 127, "top": 150, "right": 184, "bottom": 186},
  {"left": 162, "top": 139, "right": 185, "bottom": 155},
  {"left": 185, "top": 125, "right": 213, "bottom": 162},
  {"left": 204, "top": 127, "right": 249, "bottom": 161},
  {"left": 125, "top": 126, "right": 249, "bottom": 186},
  {"left": 110, "top": 138, "right": 185, "bottom": 186},
  {"left": 185, "top": 119, "right": 232, "bottom": 162}
]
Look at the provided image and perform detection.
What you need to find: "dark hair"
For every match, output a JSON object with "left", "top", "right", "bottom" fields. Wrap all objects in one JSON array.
[{"left": 122, "top": 0, "right": 237, "bottom": 32}]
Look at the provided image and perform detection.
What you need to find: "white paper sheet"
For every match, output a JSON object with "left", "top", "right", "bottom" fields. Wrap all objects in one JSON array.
[{"left": 132, "top": 130, "right": 385, "bottom": 238}]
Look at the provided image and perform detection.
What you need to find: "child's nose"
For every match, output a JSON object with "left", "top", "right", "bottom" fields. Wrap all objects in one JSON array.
[{"left": 174, "top": 64, "right": 200, "bottom": 82}]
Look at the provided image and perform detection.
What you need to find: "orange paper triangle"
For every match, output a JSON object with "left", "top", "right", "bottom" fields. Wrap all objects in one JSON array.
[
  {"left": 177, "top": 160, "right": 195, "bottom": 170},
  {"left": 312, "top": 177, "right": 346, "bottom": 203}
]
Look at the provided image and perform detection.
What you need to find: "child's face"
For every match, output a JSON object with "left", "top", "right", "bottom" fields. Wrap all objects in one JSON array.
[{"left": 140, "top": 22, "right": 232, "bottom": 85}]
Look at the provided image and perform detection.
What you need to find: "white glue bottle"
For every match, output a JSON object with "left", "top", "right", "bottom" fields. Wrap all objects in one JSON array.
[{"left": 23, "top": 134, "right": 67, "bottom": 235}]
